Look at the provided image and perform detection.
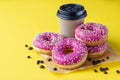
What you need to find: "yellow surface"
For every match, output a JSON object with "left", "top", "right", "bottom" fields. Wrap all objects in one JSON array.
[{"left": 0, "top": 0, "right": 120, "bottom": 80}]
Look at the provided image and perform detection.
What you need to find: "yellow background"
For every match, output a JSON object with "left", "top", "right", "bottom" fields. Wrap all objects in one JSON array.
[{"left": 0, "top": 0, "right": 120, "bottom": 80}]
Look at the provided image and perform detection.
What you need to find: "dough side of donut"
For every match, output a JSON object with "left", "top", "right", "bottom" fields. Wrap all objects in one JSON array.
[
  {"left": 75, "top": 34, "right": 107, "bottom": 46},
  {"left": 88, "top": 47, "right": 107, "bottom": 59},
  {"left": 52, "top": 53, "right": 88, "bottom": 70},
  {"left": 32, "top": 45, "right": 51, "bottom": 56}
]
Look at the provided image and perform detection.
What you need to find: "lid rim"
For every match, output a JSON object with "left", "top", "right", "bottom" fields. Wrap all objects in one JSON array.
[{"left": 57, "top": 12, "right": 87, "bottom": 20}]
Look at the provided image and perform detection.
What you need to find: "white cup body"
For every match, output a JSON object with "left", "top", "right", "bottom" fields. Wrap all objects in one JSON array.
[{"left": 59, "top": 18, "right": 85, "bottom": 38}]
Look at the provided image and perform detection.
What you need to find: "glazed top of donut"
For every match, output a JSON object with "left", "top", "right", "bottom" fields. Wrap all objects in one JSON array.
[
  {"left": 75, "top": 23, "right": 108, "bottom": 42},
  {"left": 52, "top": 38, "right": 87, "bottom": 65},
  {"left": 33, "top": 32, "right": 64, "bottom": 50}
]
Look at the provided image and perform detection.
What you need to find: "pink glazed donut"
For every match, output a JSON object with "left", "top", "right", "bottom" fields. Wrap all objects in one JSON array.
[
  {"left": 75, "top": 23, "right": 108, "bottom": 46},
  {"left": 32, "top": 32, "right": 64, "bottom": 55},
  {"left": 52, "top": 38, "right": 88, "bottom": 70},
  {"left": 88, "top": 43, "right": 107, "bottom": 58}
]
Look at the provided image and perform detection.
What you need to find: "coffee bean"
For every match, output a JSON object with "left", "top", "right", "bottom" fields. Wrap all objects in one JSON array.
[
  {"left": 40, "top": 65, "right": 45, "bottom": 69},
  {"left": 88, "top": 58, "right": 92, "bottom": 61},
  {"left": 53, "top": 68, "right": 57, "bottom": 71},
  {"left": 105, "top": 67, "right": 109, "bottom": 70},
  {"left": 94, "top": 69, "right": 98, "bottom": 72},
  {"left": 102, "top": 68, "right": 106, "bottom": 71},
  {"left": 37, "top": 60, "right": 41, "bottom": 65},
  {"left": 40, "top": 60, "right": 44, "bottom": 63},
  {"left": 25, "top": 44, "right": 28, "bottom": 47},
  {"left": 100, "top": 67, "right": 104, "bottom": 72},
  {"left": 106, "top": 56, "right": 110, "bottom": 59},
  {"left": 92, "top": 60, "right": 102, "bottom": 65},
  {"left": 28, "top": 47, "right": 33, "bottom": 50},
  {"left": 99, "top": 67, "right": 103, "bottom": 69},
  {"left": 101, "top": 59, "right": 105, "bottom": 62},
  {"left": 48, "top": 58, "right": 52, "bottom": 62},
  {"left": 116, "top": 70, "right": 120, "bottom": 74},
  {"left": 104, "top": 71, "right": 108, "bottom": 74},
  {"left": 92, "top": 60, "right": 97, "bottom": 65},
  {"left": 96, "top": 60, "right": 101, "bottom": 64},
  {"left": 27, "top": 56, "right": 31, "bottom": 59}
]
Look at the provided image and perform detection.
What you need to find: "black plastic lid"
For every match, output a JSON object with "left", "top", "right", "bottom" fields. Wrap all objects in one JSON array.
[{"left": 57, "top": 4, "right": 87, "bottom": 20}]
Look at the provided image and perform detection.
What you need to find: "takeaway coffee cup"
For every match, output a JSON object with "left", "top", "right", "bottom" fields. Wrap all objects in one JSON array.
[{"left": 57, "top": 4, "right": 87, "bottom": 38}]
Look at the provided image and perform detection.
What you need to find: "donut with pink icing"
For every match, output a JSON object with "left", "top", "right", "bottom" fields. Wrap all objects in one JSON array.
[
  {"left": 75, "top": 23, "right": 108, "bottom": 46},
  {"left": 52, "top": 38, "right": 88, "bottom": 69},
  {"left": 32, "top": 32, "right": 64, "bottom": 55},
  {"left": 88, "top": 43, "right": 107, "bottom": 58}
]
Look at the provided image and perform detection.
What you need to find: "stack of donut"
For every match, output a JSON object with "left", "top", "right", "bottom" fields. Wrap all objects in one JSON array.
[
  {"left": 75, "top": 22, "right": 108, "bottom": 59},
  {"left": 32, "top": 22, "right": 108, "bottom": 70}
]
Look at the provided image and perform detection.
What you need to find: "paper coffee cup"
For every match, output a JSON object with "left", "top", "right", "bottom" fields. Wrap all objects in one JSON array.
[{"left": 57, "top": 4, "right": 87, "bottom": 38}]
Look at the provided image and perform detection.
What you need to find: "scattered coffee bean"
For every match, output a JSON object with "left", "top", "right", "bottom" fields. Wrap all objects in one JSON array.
[
  {"left": 97, "top": 60, "right": 101, "bottom": 63},
  {"left": 94, "top": 67, "right": 110, "bottom": 74},
  {"left": 40, "top": 60, "right": 44, "bottom": 63},
  {"left": 53, "top": 68, "right": 57, "bottom": 71},
  {"left": 37, "top": 60, "right": 41, "bottom": 65},
  {"left": 88, "top": 58, "right": 92, "bottom": 61},
  {"left": 27, "top": 56, "right": 31, "bottom": 59},
  {"left": 104, "top": 71, "right": 108, "bottom": 74},
  {"left": 28, "top": 47, "right": 33, "bottom": 50},
  {"left": 106, "top": 56, "right": 109, "bottom": 59},
  {"left": 92, "top": 60, "right": 97, "bottom": 65},
  {"left": 94, "top": 69, "right": 98, "bottom": 72},
  {"left": 116, "top": 70, "right": 120, "bottom": 74},
  {"left": 92, "top": 60, "right": 102, "bottom": 65},
  {"left": 25, "top": 44, "right": 28, "bottom": 47},
  {"left": 99, "top": 67, "right": 102, "bottom": 69},
  {"left": 100, "top": 67, "right": 104, "bottom": 72},
  {"left": 103, "top": 68, "right": 106, "bottom": 71},
  {"left": 105, "top": 67, "right": 109, "bottom": 70},
  {"left": 48, "top": 58, "right": 52, "bottom": 62},
  {"left": 101, "top": 59, "right": 105, "bottom": 62},
  {"left": 40, "top": 65, "right": 45, "bottom": 69}
]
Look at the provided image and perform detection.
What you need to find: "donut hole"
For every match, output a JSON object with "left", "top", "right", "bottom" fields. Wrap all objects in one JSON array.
[{"left": 64, "top": 49, "right": 73, "bottom": 54}]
